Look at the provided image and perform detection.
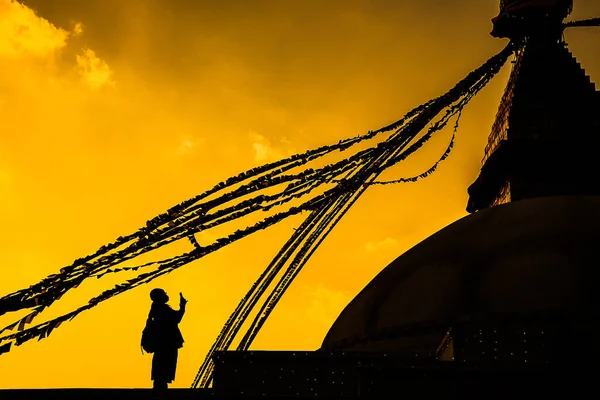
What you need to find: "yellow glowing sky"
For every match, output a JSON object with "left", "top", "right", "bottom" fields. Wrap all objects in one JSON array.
[{"left": 1, "top": 0, "right": 599, "bottom": 389}]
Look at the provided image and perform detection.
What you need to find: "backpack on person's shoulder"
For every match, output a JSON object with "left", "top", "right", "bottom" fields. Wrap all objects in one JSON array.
[{"left": 141, "top": 311, "right": 157, "bottom": 354}]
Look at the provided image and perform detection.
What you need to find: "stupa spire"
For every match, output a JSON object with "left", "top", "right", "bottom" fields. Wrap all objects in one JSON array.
[{"left": 466, "top": 0, "right": 600, "bottom": 213}]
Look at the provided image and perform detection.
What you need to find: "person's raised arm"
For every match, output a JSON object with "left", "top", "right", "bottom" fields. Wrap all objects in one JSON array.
[{"left": 174, "top": 292, "right": 187, "bottom": 323}]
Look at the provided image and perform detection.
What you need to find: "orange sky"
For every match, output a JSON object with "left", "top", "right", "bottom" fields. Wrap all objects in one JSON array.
[{"left": 1, "top": 0, "right": 599, "bottom": 389}]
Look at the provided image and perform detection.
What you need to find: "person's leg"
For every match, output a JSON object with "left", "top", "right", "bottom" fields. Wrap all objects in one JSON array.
[
  {"left": 152, "top": 381, "right": 168, "bottom": 399},
  {"left": 152, "top": 351, "right": 169, "bottom": 391},
  {"left": 153, "top": 379, "right": 168, "bottom": 399},
  {"left": 166, "top": 349, "right": 178, "bottom": 384}
]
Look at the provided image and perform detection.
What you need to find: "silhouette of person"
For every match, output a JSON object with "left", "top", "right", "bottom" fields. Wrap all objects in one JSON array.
[{"left": 148, "top": 288, "right": 187, "bottom": 392}]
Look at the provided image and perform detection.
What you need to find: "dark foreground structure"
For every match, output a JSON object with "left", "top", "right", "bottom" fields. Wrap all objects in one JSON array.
[
  {"left": 211, "top": 351, "right": 591, "bottom": 398},
  {"left": 0, "top": 349, "right": 593, "bottom": 398}
]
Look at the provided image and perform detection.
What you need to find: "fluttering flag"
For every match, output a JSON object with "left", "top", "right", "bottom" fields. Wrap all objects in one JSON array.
[
  {"left": 0, "top": 342, "right": 11, "bottom": 355},
  {"left": 17, "top": 312, "right": 38, "bottom": 332},
  {"left": 188, "top": 235, "right": 202, "bottom": 251},
  {"left": 0, "top": 321, "right": 18, "bottom": 335}
]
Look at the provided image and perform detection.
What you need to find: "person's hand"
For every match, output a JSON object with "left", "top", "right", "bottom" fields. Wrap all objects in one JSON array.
[{"left": 179, "top": 292, "right": 188, "bottom": 307}]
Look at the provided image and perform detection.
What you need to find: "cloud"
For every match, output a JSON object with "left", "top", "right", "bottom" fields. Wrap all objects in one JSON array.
[
  {"left": 249, "top": 131, "right": 295, "bottom": 163},
  {"left": 76, "top": 48, "right": 114, "bottom": 89},
  {"left": 1, "top": 0, "right": 112, "bottom": 92},
  {"left": 72, "top": 22, "right": 84, "bottom": 37},
  {"left": 178, "top": 135, "right": 197, "bottom": 155},
  {"left": 303, "top": 284, "right": 351, "bottom": 326},
  {"left": 0, "top": 0, "right": 69, "bottom": 58},
  {"left": 365, "top": 237, "right": 398, "bottom": 253}
]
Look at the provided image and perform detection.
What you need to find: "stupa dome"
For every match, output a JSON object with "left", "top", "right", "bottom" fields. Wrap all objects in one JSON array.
[{"left": 321, "top": 195, "right": 600, "bottom": 359}]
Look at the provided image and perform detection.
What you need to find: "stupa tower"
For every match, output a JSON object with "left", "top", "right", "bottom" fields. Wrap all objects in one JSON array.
[{"left": 467, "top": 0, "right": 600, "bottom": 212}]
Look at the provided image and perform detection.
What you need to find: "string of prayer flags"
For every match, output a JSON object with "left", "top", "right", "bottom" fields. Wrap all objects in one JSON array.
[
  {"left": 0, "top": 42, "right": 516, "bottom": 358},
  {"left": 371, "top": 131, "right": 456, "bottom": 186},
  {"left": 194, "top": 42, "right": 517, "bottom": 388}
]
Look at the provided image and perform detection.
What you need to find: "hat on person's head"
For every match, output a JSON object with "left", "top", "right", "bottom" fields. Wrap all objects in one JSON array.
[{"left": 150, "top": 288, "right": 167, "bottom": 303}]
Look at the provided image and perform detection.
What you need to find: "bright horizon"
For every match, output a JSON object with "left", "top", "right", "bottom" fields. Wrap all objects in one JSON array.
[{"left": 1, "top": 0, "right": 599, "bottom": 389}]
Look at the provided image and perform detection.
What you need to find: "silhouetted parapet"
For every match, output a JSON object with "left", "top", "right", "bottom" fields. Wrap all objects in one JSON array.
[
  {"left": 0, "top": 389, "right": 213, "bottom": 400},
  {"left": 211, "top": 350, "right": 591, "bottom": 398}
]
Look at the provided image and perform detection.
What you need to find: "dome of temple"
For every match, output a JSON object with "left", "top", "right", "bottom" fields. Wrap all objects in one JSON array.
[{"left": 320, "top": 195, "right": 600, "bottom": 357}]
